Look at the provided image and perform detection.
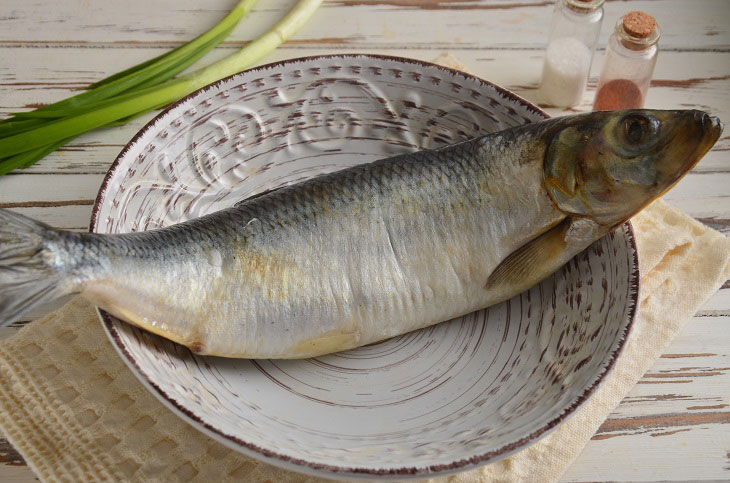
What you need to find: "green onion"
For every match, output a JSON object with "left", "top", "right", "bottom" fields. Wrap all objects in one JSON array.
[
  {"left": 0, "top": 138, "right": 72, "bottom": 177},
  {"left": 8, "top": 0, "right": 257, "bottom": 122},
  {"left": 0, "top": 0, "right": 322, "bottom": 176}
]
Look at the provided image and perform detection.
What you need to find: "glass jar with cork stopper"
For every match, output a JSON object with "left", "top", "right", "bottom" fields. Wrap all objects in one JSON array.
[
  {"left": 593, "top": 11, "right": 660, "bottom": 110},
  {"left": 539, "top": 0, "right": 605, "bottom": 108}
]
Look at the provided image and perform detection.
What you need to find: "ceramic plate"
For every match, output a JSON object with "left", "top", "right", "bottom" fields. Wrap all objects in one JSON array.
[{"left": 91, "top": 54, "right": 638, "bottom": 479}]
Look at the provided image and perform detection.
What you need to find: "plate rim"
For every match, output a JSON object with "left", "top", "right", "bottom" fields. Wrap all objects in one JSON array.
[{"left": 89, "top": 53, "right": 640, "bottom": 478}]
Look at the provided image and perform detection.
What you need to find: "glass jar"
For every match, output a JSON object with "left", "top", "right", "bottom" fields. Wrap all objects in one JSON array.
[
  {"left": 539, "top": 0, "right": 605, "bottom": 108},
  {"left": 593, "top": 11, "right": 660, "bottom": 111}
]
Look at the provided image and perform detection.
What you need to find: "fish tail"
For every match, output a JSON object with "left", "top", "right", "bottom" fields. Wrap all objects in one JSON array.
[{"left": 0, "top": 208, "right": 75, "bottom": 327}]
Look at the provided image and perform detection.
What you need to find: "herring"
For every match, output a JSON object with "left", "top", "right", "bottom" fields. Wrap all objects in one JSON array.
[{"left": 0, "top": 110, "right": 722, "bottom": 358}]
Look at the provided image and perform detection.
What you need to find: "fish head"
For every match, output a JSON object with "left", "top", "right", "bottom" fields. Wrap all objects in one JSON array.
[{"left": 543, "top": 109, "right": 722, "bottom": 227}]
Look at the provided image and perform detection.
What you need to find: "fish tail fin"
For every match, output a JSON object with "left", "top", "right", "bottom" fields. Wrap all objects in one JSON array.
[{"left": 0, "top": 208, "right": 74, "bottom": 327}]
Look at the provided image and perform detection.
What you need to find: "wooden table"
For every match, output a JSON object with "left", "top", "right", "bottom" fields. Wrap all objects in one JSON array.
[{"left": 1, "top": 1, "right": 728, "bottom": 481}]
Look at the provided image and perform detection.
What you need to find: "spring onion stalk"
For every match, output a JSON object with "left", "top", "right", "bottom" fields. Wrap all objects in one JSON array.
[
  {"left": 9, "top": 0, "right": 258, "bottom": 121},
  {"left": 0, "top": 0, "right": 322, "bottom": 176}
]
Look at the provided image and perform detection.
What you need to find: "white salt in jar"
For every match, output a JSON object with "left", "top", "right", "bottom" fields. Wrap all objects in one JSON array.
[{"left": 539, "top": 0, "right": 605, "bottom": 108}]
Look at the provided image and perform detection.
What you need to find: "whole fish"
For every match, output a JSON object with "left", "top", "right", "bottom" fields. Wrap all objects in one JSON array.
[{"left": 0, "top": 110, "right": 722, "bottom": 358}]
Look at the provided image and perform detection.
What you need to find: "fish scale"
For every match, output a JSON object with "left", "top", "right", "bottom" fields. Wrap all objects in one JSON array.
[{"left": 0, "top": 110, "right": 722, "bottom": 358}]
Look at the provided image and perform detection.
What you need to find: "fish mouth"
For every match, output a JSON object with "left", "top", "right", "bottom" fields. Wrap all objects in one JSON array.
[
  {"left": 660, "top": 110, "right": 723, "bottom": 192},
  {"left": 682, "top": 111, "right": 723, "bottom": 172}
]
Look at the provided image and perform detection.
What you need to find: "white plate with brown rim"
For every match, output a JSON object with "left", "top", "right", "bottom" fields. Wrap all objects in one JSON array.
[{"left": 91, "top": 54, "right": 638, "bottom": 479}]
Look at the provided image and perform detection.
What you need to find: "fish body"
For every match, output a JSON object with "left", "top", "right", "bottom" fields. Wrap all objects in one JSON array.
[{"left": 0, "top": 110, "right": 722, "bottom": 358}]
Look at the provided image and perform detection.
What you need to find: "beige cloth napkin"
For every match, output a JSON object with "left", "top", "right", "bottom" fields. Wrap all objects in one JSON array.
[{"left": 0, "top": 199, "right": 728, "bottom": 482}]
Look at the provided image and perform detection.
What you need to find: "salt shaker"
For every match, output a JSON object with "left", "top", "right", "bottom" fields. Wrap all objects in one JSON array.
[
  {"left": 539, "top": 0, "right": 605, "bottom": 108},
  {"left": 593, "top": 11, "right": 660, "bottom": 110}
]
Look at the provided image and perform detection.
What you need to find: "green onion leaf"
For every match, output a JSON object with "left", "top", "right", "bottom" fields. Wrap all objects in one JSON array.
[
  {"left": 0, "top": 0, "right": 322, "bottom": 176},
  {"left": 0, "top": 138, "right": 73, "bottom": 176},
  {"left": 8, "top": 0, "right": 256, "bottom": 120}
]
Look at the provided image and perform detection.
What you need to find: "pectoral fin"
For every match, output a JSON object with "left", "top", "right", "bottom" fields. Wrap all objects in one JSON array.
[{"left": 485, "top": 217, "right": 603, "bottom": 304}]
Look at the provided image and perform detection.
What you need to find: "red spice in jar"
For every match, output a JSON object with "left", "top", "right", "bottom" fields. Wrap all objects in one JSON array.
[{"left": 593, "top": 79, "right": 643, "bottom": 110}]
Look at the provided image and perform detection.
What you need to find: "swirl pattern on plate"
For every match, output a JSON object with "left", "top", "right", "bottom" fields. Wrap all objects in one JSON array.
[{"left": 91, "top": 55, "right": 637, "bottom": 478}]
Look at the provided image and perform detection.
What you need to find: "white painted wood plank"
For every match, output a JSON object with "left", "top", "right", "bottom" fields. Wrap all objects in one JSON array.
[
  {"left": 0, "top": 174, "right": 103, "bottom": 204},
  {"left": 0, "top": 432, "right": 33, "bottom": 482},
  {"left": 701, "top": 287, "right": 730, "bottom": 315},
  {"left": 661, "top": 173, "right": 730, "bottom": 219},
  {"left": 1, "top": 0, "right": 728, "bottom": 51},
  {"left": 562, "top": 316, "right": 730, "bottom": 482},
  {"left": 602, "top": 316, "right": 730, "bottom": 420},
  {"left": 565, "top": 421, "right": 730, "bottom": 482},
  {"left": 3, "top": 205, "right": 93, "bottom": 230},
  {"left": 1, "top": 48, "right": 729, "bottom": 177},
  {"left": 0, "top": 465, "right": 35, "bottom": 483},
  {"left": 4, "top": 48, "right": 730, "bottom": 116}
]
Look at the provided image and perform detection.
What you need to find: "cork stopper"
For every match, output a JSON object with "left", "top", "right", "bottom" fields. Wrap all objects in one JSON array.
[{"left": 622, "top": 11, "right": 657, "bottom": 38}]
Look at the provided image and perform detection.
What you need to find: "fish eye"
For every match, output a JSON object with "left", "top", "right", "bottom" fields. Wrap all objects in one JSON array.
[{"left": 620, "top": 114, "right": 658, "bottom": 147}]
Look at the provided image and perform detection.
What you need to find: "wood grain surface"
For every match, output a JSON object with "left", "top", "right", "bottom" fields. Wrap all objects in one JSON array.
[{"left": 0, "top": 0, "right": 728, "bottom": 481}]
